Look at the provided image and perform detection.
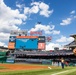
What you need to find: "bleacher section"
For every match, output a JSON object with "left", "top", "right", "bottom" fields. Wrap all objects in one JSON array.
[
  {"left": 7, "top": 50, "right": 75, "bottom": 64},
  {"left": 0, "top": 46, "right": 76, "bottom": 65},
  {"left": 12, "top": 50, "right": 74, "bottom": 56}
]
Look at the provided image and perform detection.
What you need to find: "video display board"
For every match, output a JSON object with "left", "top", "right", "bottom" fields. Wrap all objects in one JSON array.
[
  {"left": 15, "top": 38, "right": 38, "bottom": 50},
  {"left": 8, "top": 36, "right": 45, "bottom": 50}
]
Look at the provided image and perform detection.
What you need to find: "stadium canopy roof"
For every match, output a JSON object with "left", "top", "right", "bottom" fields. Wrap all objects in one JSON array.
[
  {"left": 64, "top": 34, "right": 76, "bottom": 48},
  {"left": 64, "top": 41, "right": 76, "bottom": 47},
  {"left": 70, "top": 34, "right": 76, "bottom": 41},
  {"left": 70, "top": 34, "right": 76, "bottom": 37}
]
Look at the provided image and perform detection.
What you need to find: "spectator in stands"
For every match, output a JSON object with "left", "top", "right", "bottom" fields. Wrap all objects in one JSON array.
[{"left": 61, "top": 58, "right": 65, "bottom": 69}]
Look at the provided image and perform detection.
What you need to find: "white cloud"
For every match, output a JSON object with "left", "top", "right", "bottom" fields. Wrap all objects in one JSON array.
[
  {"left": 70, "top": 10, "right": 75, "bottom": 14},
  {"left": 60, "top": 10, "right": 76, "bottom": 26},
  {"left": 0, "top": 32, "right": 10, "bottom": 41},
  {"left": 16, "top": 3, "right": 25, "bottom": 9},
  {"left": 29, "top": 24, "right": 54, "bottom": 31},
  {"left": 56, "top": 36, "right": 74, "bottom": 43},
  {"left": 46, "top": 43, "right": 63, "bottom": 50},
  {"left": 0, "top": 0, "right": 27, "bottom": 33},
  {"left": 24, "top": 7, "right": 30, "bottom": 14},
  {"left": 46, "top": 35, "right": 74, "bottom": 50},
  {"left": 39, "top": 2, "right": 49, "bottom": 10},
  {"left": 39, "top": 2, "right": 53, "bottom": 17},
  {"left": 24, "top": 1, "right": 53, "bottom": 17},
  {"left": 52, "top": 30, "right": 60, "bottom": 35},
  {"left": 74, "top": 16, "right": 76, "bottom": 18},
  {"left": 29, "top": 24, "right": 60, "bottom": 35},
  {"left": 40, "top": 9, "right": 53, "bottom": 17},
  {"left": 45, "top": 30, "right": 60, "bottom": 35},
  {"left": 24, "top": 5, "right": 39, "bottom": 14},
  {"left": 16, "top": 4, "right": 22, "bottom": 8},
  {"left": 60, "top": 18, "right": 72, "bottom": 25},
  {"left": 0, "top": 42, "right": 6, "bottom": 46},
  {"left": 29, "top": 5, "right": 39, "bottom": 14},
  {"left": 31, "top": 1, "right": 40, "bottom": 6}
]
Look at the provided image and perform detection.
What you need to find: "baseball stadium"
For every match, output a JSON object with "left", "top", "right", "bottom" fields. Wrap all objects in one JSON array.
[{"left": 0, "top": 30, "right": 76, "bottom": 75}]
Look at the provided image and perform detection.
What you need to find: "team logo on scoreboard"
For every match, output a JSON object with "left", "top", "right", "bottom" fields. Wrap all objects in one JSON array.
[
  {"left": 38, "top": 43, "right": 45, "bottom": 50},
  {"left": 9, "top": 36, "right": 16, "bottom": 42}
]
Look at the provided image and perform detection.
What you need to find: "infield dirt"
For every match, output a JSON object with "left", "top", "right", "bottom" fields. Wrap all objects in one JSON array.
[{"left": 0, "top": 64, "right": 57, "bottom": 72}]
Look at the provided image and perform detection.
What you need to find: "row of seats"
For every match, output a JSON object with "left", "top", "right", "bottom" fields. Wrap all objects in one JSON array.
[{"left": 12, "top": 50, "right": 73, "bottom": 56}]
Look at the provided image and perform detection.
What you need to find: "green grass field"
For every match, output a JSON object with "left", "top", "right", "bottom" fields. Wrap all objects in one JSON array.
[
  {"left": 0, "top": 66, "right": 7, "bottom": 69},
  {"left": 0, "top": 66, "right": 76, "bottom": 75}
]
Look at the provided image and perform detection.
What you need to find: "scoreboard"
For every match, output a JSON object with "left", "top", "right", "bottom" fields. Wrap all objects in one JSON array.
[
  {"left": 8, "top": 36, "right": 45, "bottom": 50},
  {"left": 16, "top": 38, "right": 38, "bottom": 50}
]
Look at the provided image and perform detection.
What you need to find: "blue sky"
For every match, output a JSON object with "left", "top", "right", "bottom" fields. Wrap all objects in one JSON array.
[{"left": 0, "top": 0, "right": 76, "bottom": 50}]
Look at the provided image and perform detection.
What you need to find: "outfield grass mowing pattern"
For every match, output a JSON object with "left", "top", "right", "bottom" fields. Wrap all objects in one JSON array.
[
  {"left": 0, "top": 66, "right": 76, "bottom": 75},
  {"left": 0, "top": 66, "right": 7, "bottom": 69},
  {"left": 66, "top": 71, "right": 76, "bottom": 75}
]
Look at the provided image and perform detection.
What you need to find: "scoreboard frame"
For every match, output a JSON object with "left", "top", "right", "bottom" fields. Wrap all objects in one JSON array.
[{"left": 8, "top": 36, "right": 45, "bottom": 50}]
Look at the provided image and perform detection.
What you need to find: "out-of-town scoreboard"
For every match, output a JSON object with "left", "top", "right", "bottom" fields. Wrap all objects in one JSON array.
[{"left": 8, "top": 30, "right": 46, "bottom": 50}]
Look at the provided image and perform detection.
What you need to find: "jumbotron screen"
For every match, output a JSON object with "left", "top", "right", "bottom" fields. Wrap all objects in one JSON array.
[
  {"left": 8, "top": 36, "right": 45, "bottom": 50},
  {"left": 16, "top": 38, "right": 38, "bottom": 49}
]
